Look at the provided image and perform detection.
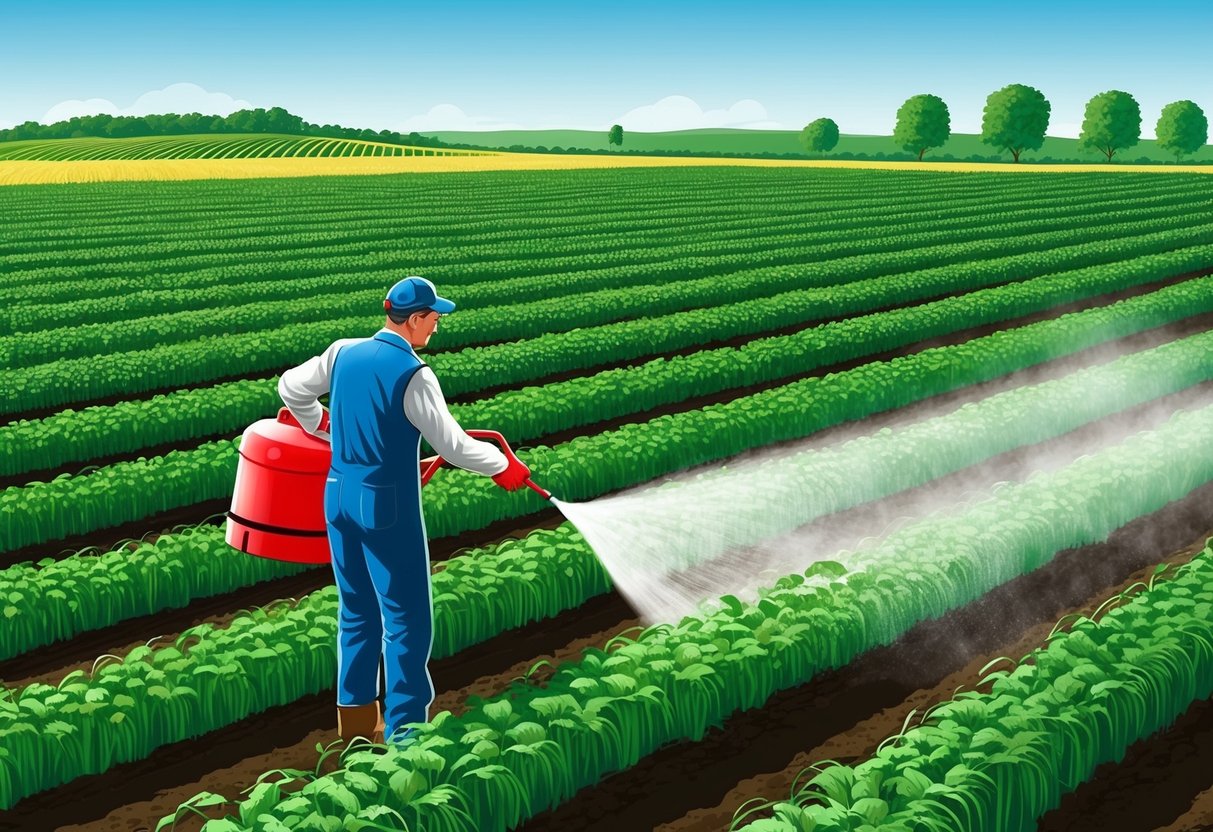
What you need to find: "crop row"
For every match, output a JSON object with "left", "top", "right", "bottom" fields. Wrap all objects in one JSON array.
[
  {"left": 737, "top": 544, "right": 1213, "bottom": 832},
  {"left": 15, "top": 198, "right": 1210, "bottom": 334},
  {"left": 10, "top": 211, "right": 1213, "bottom": 367},
  {"left": 8, "top": 247, "right": 1210, "bottom": 483},
  {"left": 10, "top": 235, "right": 1213, "bottom": 421},
  {"left": 0, "top": 135, "right": 486, "bottom": 163},
  {"left": 1, "top": 168, "right": 1165, "bottom": 250},
  {"left": 8, "top": 253, "right": 1212, "bottom": 551},
  {"left": 171, "top": 399, "right": 1213, "bottom": 832},
  {"left": 5, "top": 283, "right": 1207, "bottom": 660},
  {"left": 0, "top": 169, "right": 1075, "bottom": 259},
  {"left": 6, "top": 177, "right": 1201, "bottom": 294},
  {"left": 5, "top": 334, "right": 1212, "bottom": 811}
]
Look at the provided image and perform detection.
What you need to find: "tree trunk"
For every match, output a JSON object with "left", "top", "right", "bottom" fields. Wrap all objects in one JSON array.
[
  {"left": 918, "top": 147, "right": 925, "bottom": 161},
  {"left": 1012, "top": 148, "right": 1021, "bottom": 163}
]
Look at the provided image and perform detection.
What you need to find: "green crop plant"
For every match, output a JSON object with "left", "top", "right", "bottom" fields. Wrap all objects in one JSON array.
[
  {"left": 735, "top": 546, "right": 1213, "bottom": 832},
  {"left": 1, "top": 170, "right": 1157, "bottom": 272},
  {"left": 7, "top": 234, "right": 1213, "bottom": 418},
  {"left": 4, "top": 278, "right": 1209, "bottom": 659},
  {"left": 8, "top": 209, "right": 1213, "bottom": 367},
  {"left": 5, "top": 171, "right": 1197, "bottom": 303},
  {"left": 164, "top": 402, "right": 1213, "bottom": 832}
]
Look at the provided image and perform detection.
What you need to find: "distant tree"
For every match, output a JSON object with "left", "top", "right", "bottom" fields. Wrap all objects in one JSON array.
[
  {"left": 800, "top": 118, "right": 839, "bottom": 155},
  {"left": 1156, "top": 100, "right": 1208, "bottom": 162},
  {"left": 265, "top": 106, "right": 305, "bottom": 134},
  {"left": 981, "top": 84, "right": 1050, "bottom": 163},
  {"left": 1079, "top": 90, "right": 1141, "bottom": 162},
  {"left": 608, "top": 124, "right": 623, "bottom": 148},
  {"left": 105, "top": 117, "right": 150, "bottom": 138},
  {"left": 893, "top": 94, "right": 951, "bottom": 161}
]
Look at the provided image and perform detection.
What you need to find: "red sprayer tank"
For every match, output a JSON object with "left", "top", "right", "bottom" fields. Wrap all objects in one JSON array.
[
  {"left": 226, "top": 407, "right": 332, "bottom": 564},
  {"left": 227, "top": 411, "right": 553, "bottom": 564}
]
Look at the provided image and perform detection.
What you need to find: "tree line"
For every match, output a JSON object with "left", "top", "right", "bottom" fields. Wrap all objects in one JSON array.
[
  {"left": 801, "top": 86, "right": 1208, "bottom": 162},
  {"left": 0, "top": 106, "right": 456, "bottom": 149}
]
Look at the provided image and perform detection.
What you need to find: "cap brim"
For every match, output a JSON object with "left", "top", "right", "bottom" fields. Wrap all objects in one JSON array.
[{"left": 432, "top": 297, "right": 456, "bottom": 314}]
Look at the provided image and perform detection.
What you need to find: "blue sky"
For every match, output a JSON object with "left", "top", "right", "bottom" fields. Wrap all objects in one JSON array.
[{"left": 3, "top": 1, "right": 1210, "bottom": 137}]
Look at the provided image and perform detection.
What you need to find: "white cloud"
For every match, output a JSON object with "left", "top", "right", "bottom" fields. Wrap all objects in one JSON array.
[
  {"left": 611, "top": 95, "right": 785, "bottom": 132},
  {"left": 398, "top": 104, "right": 524, "bottom": 132},
  {"left": 42, "top": 83, "right": 253, "bottom": 123}
]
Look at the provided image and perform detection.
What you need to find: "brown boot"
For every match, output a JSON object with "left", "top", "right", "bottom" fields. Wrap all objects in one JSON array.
[{"left": 337, "top": 702, "right": 384, "bottom": 744}]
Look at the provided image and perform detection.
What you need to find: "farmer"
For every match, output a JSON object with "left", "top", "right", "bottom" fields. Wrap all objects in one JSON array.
[{"left": 278, "top": 275, "right": 532, "bottom": 744}]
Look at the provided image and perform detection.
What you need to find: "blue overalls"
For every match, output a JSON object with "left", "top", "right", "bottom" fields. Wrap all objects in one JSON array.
[{"left": 323, "top": 330, "right": 432, "bottom": 740}]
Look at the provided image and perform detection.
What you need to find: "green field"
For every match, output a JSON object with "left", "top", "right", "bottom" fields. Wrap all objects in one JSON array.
[
  {"left": 0, "top": 133, "right": 487, "bottom": 161},
  {"left": 427, "top": 127, "right": 1213, "bottom": 164},
  {"left": 2, "top": 167, "right": 1212, "bottom": 831}
]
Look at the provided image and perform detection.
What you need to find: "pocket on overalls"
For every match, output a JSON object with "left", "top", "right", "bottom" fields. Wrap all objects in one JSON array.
[
  {"left": 324, "top": 475, "right": 342, "bottom": 523},
  {"left": 358, "top": 483, "right": 398, "bottom": 530}
]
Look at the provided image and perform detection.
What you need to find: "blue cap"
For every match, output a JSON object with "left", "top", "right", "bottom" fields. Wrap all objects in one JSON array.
[{"left": 384, "top": 276, "right": 456, "bottom": 316}]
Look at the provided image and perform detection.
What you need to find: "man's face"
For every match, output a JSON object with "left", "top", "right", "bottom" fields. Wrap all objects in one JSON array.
[{"left": 407, "top": 310, "right": 441, "bottom": 347}]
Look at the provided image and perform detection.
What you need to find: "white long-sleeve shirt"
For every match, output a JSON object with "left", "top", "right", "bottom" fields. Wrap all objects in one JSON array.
[{"left": 278, "top": 329, "right": 508, "bottom": 477}]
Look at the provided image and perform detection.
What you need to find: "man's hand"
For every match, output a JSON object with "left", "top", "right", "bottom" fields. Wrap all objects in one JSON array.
[
  {"left": 491, "top": 456, "right": 531, "bottom": 492},
  {"left": 420, "top": 455, "right": 440, "bottom": 478}
]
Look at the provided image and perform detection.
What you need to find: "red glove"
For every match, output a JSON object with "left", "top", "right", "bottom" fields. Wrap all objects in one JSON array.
[{"left": 492, "top": 456, "right": 531, "bottom": 492}]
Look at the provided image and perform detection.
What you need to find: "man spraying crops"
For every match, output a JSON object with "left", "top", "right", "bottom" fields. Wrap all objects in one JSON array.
[{"left": 278, "top": 276, "right": 532, "bottom": 744}]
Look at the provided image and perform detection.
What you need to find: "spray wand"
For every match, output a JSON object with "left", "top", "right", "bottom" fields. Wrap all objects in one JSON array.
[{"left": 420, "top": 429, "right": 553, "bottom": 500}]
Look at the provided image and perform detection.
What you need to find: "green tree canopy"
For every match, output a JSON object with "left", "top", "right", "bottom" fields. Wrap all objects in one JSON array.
[
  {"left": 893, "top": 94, "right": 950, "bottom": 161},
  {"left": 800, "top": 118, "right": 840, "bottom": 154},
  {"left": 981, "top": 84, "right": 1050, "bottom": 163},
  {"left": 608, "top": 124, "right": 624, "bottom": 148},
  {"left": 1156, "top": 100, "right": 1208, "bottom": 162},
  {"left": 1079, "top": 90, "right": 1141, "bottom": 162}
]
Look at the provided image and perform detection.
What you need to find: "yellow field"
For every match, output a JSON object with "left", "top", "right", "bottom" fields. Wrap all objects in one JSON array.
[{"left": 2, "top": 153, "right": 1211, "bottom": 185}]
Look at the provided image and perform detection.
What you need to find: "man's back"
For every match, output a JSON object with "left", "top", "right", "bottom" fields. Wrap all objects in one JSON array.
[{"left": 329, "top": 333, "right": 427, "bottom": 482}]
